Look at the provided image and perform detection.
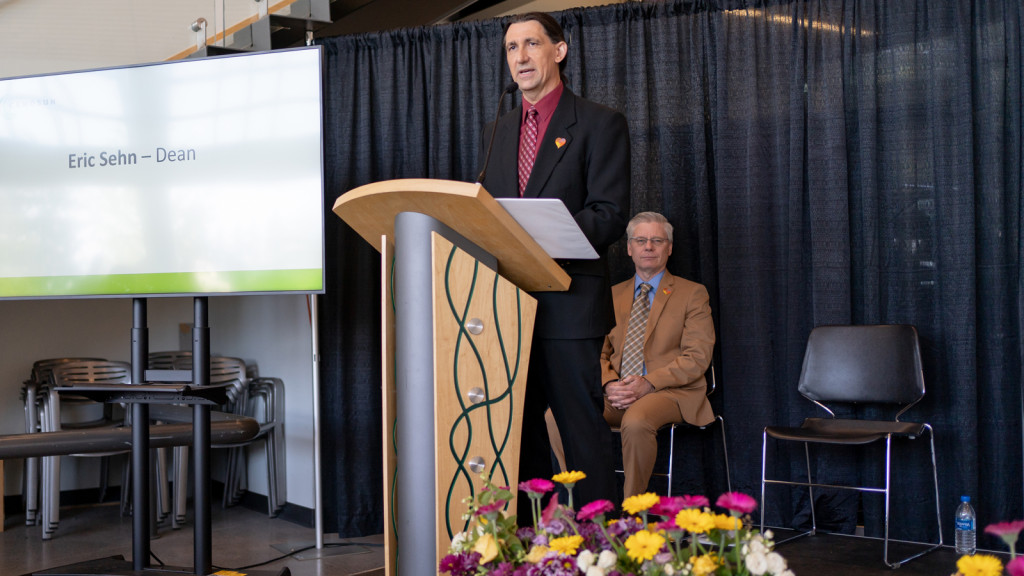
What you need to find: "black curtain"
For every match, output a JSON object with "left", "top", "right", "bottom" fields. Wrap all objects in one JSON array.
[{"left": 318, "top": 0, "right": 1024, "bottom": 543}]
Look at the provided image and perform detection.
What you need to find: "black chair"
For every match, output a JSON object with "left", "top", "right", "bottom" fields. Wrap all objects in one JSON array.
[{"left": 759, "top": 324, "right": 942, "bottom": 568}]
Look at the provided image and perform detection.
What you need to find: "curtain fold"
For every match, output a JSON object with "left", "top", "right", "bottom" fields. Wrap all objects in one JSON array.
[{"left": 317, "top": 0, "right": 1023, "bottom": 542}]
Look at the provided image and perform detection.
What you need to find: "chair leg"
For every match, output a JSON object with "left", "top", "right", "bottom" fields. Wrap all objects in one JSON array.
[
  {"left": 804, "top": 442, "right": 816, "bottom": 534},
  {"left": 155, "top": 448, "right": 169, "bottom": 522},
  {"left": 665, "top": 424, "right": 676, "bottom": 497},
  {"left": 265, "top": 437, "right": 277, "bottom": 517},
  {"left": 761, "top": 431, "right": 814, "bottom": 547},
  {"left": 760, "top": 430, "right": 768, "bottom": 532},
  {"left": 172, "top": 446, "right": 188, "bottom": 528},
  {"left": 717, "top": 416, "right": 732, "bottom": 493},
  {"left": 881, "top": 429, "right": 943, "bottom": 568}
]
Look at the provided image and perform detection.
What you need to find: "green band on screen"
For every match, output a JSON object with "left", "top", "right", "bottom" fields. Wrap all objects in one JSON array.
[{"left": 0, "top": 269, "right": 323, "bottom": 298}]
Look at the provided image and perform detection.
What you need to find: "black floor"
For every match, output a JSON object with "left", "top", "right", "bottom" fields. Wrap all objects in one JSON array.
[
  {"left": 775, "top": 528, "right": 1005, "bottom": 575},
  {"left": 1, "top": 502, "right": 1004, "bottom": 575},
  {"left": 0, "top": 501, "right": 384, "bottom": 576}
]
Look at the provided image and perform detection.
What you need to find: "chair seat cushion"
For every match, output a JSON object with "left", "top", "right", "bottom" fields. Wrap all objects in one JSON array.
[{"left": 765, "top": 417, "right": 927, "bottom": 445}]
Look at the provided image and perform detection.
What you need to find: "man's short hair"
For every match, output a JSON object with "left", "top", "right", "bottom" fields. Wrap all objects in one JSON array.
[
  {"left": 626, "top": 212, "right": 674, "bottom": 243},
  {"left": 503, "top": 12, "right": 568, "bottom": 81}
]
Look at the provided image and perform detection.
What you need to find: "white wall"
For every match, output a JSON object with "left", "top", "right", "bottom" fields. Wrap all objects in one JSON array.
[{"left": 0, "top": 293, "right": 318, "bottom": 509}]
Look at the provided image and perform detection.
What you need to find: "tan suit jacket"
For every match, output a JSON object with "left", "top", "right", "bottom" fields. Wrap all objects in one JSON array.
[{"left": 601, "top": 271, "right": 716, "bottom": 427}]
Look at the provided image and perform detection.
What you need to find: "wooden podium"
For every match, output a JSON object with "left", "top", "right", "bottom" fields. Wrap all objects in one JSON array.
[{"left": 334, "top": 179, "right": 570, "bottom": 576}]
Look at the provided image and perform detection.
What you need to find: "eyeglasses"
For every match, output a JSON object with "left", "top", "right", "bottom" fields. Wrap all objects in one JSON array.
[{"left": 628, "top": 236, "right": 669, "bottom": 247}]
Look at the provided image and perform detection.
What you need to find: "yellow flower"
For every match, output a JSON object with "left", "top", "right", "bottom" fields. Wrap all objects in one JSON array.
[
  {"left": 624, "top": 529, "right": 666, "bottom": 562},
  {"left": 474, "top": 533, "right": 500, "bottom": 564},
  {"left": 712, "top": 513, "right": 742, "bottom": 531},
  {"left": 690, "top": 553, "right": 721, "bottom": 576},
  {"left": 622, "top": 492, "right": 660, "bottom": 515},
  {"left": 549, "top": 535, "right": 584, "bottom": 556},
  {"left": 525, "top": 545, "right": 550, "bottom": 564},
  {"left": 956, "top": 554, "right": 1003, "bottom": 576},
  {"left": 675, "top": 509, "right": 716, "bottom": 533},
  {"left": 552, "top": 470, "right": 587, "bottom": 485}
]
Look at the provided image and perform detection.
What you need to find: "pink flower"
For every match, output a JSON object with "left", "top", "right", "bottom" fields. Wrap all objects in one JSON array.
[
  {"left": 716, "top": 492, "right": 757, "bottom": 515},
  {"left": 680, "top": 495, "right": 710, "bottom": 509},
  {"left": 519, "top": 478, "right": 555, "bottom": 495},
  {"left": 1006, "top": 556, "right": 1024, "bottom": 576},
  {"left": 475, "top": 500, "right": 507, "bottom": 516},
  {"left": 653, "top": 520, "right": 682, "bottom": 532},
  {"left": 577, "top": 500, "right": 615, "bottom": 521},
  {"left": 986, "top": 520, "right": 1024, "bottom": 538}
]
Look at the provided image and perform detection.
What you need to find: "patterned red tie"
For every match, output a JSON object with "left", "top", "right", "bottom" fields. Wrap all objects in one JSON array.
[{"left": 518, "top": 106, "right": 539, "bottom": 197}]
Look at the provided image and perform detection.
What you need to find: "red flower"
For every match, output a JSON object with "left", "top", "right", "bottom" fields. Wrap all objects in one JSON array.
[
  {"left": 716, "top": 492, "right": 757, "bottom": 515},
  {"left": 519, "top": 478, "right": 555, "bottom": 495},
  {"left": 577, "top": 500, "right": 615, "bottom": 521}
]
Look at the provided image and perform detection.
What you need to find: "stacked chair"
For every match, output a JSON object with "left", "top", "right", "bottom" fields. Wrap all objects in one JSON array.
[
  {"left": 148, "top": 352, "right": 285, "bottom": 523},
  {"left": 21, "top": 357, "right": 104, "bottom": 528},
  {"left": 38, "top": 360, "right": 133, "bottom": 540}
]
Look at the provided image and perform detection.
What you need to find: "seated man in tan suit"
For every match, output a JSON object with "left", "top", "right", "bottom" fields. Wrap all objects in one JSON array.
[{"left": 602, "top": 211, "right": 715, "bottom": 497}]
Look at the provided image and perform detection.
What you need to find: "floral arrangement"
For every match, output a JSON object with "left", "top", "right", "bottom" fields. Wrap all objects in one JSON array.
[
  {"left": 440, "top": 471, "right": 792, "bottom": 576},
  {"left": 952, "top": 520, "right": 1024, "bottom": 576}
]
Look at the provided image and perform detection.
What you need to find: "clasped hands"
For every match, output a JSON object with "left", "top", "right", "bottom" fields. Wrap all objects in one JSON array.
[{"left": 604, "top": 374, "right": 655, "bottom": 410}]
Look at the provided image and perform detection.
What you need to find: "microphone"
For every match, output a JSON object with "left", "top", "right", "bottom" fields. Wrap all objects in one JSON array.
[{"left": 475, "top": 82, "right": 519, "bottom": 184}]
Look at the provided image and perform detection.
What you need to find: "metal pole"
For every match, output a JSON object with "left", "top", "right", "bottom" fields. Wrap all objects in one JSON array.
[
  {"left": 131, "top": 298, "right": 150, "bottom": 571},
  {"left": 193, "top": 297, "right": 212, "bottom": 576},
  {"left": 309, "top": 294, "right": 324, "bottom": 550}
]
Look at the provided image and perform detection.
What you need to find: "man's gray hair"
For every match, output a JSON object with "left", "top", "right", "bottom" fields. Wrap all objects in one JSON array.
[{"left": 626, "top": 211, "right": 673, "bottom": 243}]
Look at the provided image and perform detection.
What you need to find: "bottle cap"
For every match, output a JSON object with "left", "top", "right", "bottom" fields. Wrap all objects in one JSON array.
[{"left": 961, "top": 495, "right": 970, "bottom": 503}]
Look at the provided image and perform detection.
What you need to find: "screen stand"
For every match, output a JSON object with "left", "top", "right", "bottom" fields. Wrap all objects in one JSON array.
[{"left": 30, "top": 297, "right": 289, "bottom": 576}]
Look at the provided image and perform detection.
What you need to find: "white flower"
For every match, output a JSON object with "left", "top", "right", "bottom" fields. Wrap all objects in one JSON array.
[
  {"left": 745, "top": 550, "right": 768, "bottom": 575},
  {"left": 577, "top": 549, "right": 595, "bottom": 572},
  {"left": 664, "top": 563, "right": 676, "bottom": 575},
  {"left": 746, "top": 537, "right": 766, "bottom": 555},
  {"left": 765, "top": 552, "right": 787, "bottom": 574},
  {"left": 450, "top": 531, "right": 468, "bottom": 551},
  {"left": 585, "top": 566, "right": 607, "bottom": 576},
  {"left": 779, "top": 571, "right": 795, "bottom": 576},
  {"left": 764, "top": 529, "right": 774, "bottom": 540},
  {"left": 597, "top": 549, "right": 618, "bottom": 570}
]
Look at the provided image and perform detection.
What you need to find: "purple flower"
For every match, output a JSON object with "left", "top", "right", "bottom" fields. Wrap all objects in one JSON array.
[
  {"left": 439, "top": 551, "right": 481, "bottom": 576},
  {"left": 653, "top": 551, "right": 674, "bottom": 565},
  {"left": 1007, "top": 557, "right": 1024, "bottom": 576},
  {"left": 520, "top": 478, "right": 556, "bottom": 495},
  {"left": 716, "top": 492, "right": 758, "bottom": 515},
  {"left": 544, "top": 517, "right": 569, "bottom": 535},
  {"left": 490, "top": 561, "right": 516, "bottom": 576},
  {"left": 516, "top": 526, "right": 536, "bottom": 542},
  {"left": 527, "top": 552, "right": 577, "bottom": 576},
  {"left": 577, "top": 499, "right": 615, "bottom": 521}
]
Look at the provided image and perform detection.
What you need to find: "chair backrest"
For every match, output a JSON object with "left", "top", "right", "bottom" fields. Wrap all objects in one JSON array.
[
  {"left": 50, "top": 360, "right": 132, "bottom": 386},
  {"left": 29, "top": 357, "right": 106, "bottom": 385},
  {"left": 798, "top": 325, "right": 925, "bottom": 411},
  {"left": 148, "top": 350, "right": 192, "bottom": 370}
]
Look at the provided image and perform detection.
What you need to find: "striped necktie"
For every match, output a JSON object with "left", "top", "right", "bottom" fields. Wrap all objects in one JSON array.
[
  {"left": 518, "top": 106, "right": 539, "bottom": 196},
  {"left": 619, "top": 283, "right": 653, "bottom": 377}
]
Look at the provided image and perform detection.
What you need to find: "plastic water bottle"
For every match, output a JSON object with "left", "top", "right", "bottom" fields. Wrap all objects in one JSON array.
[{"left": 955, "top": 495, "right": 976, "bottom": 555}]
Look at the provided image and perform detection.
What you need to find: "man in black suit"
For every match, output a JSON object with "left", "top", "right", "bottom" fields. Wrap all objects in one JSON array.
[{"left": 478, "top": 12, "right": 631, "bottom": 513}]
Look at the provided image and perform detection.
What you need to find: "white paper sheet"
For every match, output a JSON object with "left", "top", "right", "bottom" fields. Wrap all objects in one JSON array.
[{"left": 496, "top": 198, "right": 599, "bottom": 260}]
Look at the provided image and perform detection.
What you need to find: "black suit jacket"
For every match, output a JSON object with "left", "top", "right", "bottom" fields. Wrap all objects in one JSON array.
[{"left": 480, "top": 87, "right": 631, "bottom": 339}]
